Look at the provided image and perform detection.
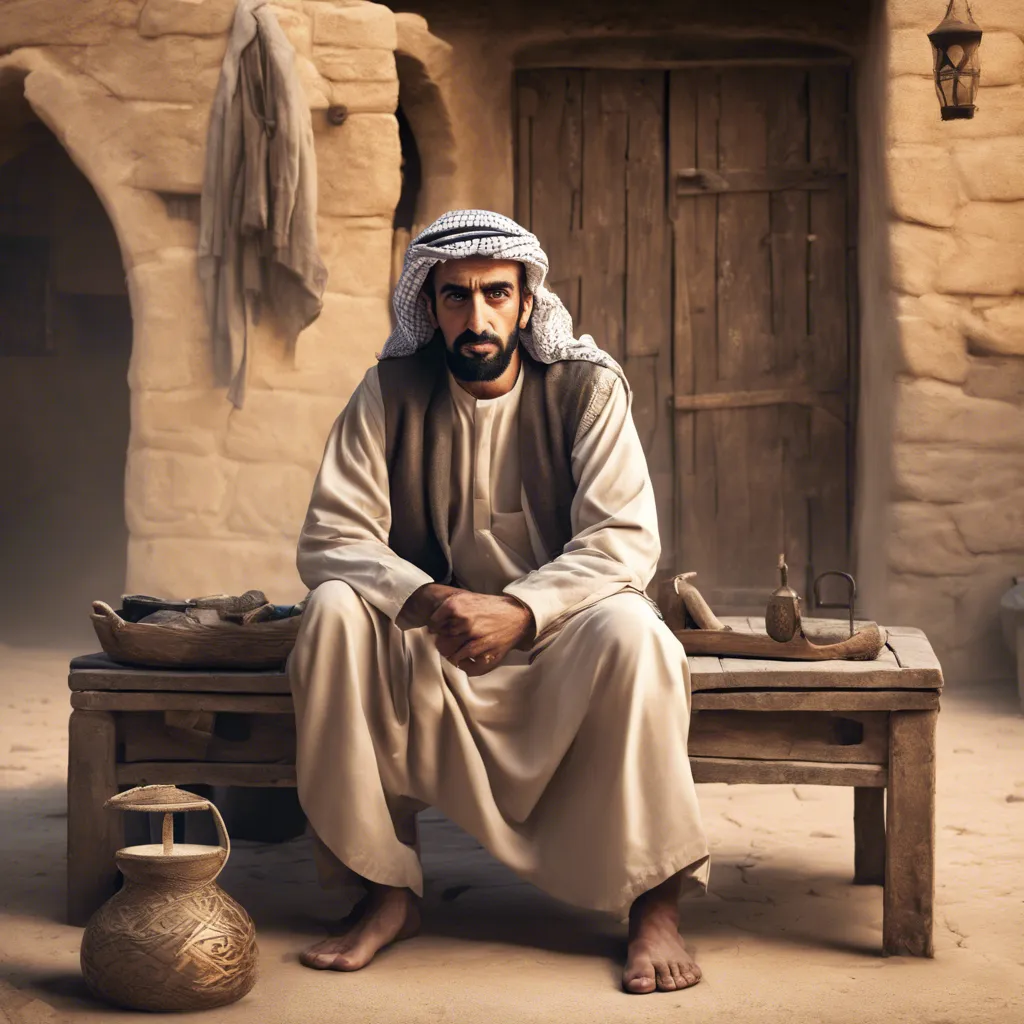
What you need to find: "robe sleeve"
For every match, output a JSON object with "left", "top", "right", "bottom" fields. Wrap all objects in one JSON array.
[
  {"left": 503, "top": 376, "right": 662, "bottom": 638},
  {"left": 296, "top": 365, "right": 435, "bottom": 623}
]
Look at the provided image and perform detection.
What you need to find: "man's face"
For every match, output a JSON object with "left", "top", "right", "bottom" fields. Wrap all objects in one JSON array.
[{"left": 424, "top": 258, "right": 534, "bottom": 382}]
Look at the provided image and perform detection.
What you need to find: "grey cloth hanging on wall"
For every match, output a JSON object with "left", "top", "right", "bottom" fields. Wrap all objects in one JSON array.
[{"left": 198, "top": 0, "right": 327, "bottom": 408}]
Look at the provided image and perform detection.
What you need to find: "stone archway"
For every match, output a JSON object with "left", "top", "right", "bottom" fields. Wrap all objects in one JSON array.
[
  {"left": 0, "top": 60, "right": 137, "bottom": 645},
  {"left": 394, "top": 13, "right": 460, "bottom": 231}
]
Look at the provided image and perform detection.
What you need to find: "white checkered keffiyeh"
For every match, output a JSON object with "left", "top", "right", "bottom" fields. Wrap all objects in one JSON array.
[{"left": 379, "top": 210, "right": 623, "bottom": 379}]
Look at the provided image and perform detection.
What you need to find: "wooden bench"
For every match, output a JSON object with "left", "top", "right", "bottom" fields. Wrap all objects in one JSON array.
[{"left": 67, "top": 622, "right": 942, "bottom": 957}]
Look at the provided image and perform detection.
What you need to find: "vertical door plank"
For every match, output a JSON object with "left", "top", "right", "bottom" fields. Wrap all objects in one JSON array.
[
  {"left": 669, "top": 71, "right": 698, "bottom": 574},
  {"left": 625, "top": 73, "right": 669, "bottom": 361},
  {"left": 712, "top": 68, "right": 783, "bottom": 606},
  {"left": 514, "top": 81, "right": 537, "bottom": 231},
  {"left": 579, "top": 70, "right": 628, "bottom": 365},
  {"left": 807, "top": 67, "right": 851, "bottom": 591},
  {"left": 623, "top": 72, "right": 674, "bottom": 571},
  {"left": 523, "top": 69, "right": 584, "bottom": 325},
  {"left": 768, "top": 68, "right": 814, "bottom": 598},
  {"left": 673, "top": 71, "right": 722, "bottom": 589}
]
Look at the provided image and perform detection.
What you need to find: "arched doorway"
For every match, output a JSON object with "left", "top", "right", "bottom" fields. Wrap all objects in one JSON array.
[{"left": 0, "top": 86, "right": 131, "bottom": 647}]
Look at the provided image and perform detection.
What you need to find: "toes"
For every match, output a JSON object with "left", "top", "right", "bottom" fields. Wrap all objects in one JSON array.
[
  {"left": 623, "top": 959, "right": 657, "bottom": 995},
  {"left": 678, "top": 960, "right": 702, "bottom": 988},
  {"left": 301, "top": 951, "right": 338, "bottom": 970},
  {"left": 623, "top": 974, "right": 657, "bottom": 995},
  {"left": 654, "top": 962, "right": 677, "bottom": 991}
]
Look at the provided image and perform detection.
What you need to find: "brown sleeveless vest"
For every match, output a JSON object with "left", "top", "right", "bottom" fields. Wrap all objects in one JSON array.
[{"left": 376, "top": 335, "right": 618, "bottom": 583}]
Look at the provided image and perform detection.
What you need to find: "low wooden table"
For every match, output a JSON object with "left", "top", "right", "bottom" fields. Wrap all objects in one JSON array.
[{"left": 67, "top": 623, "right": 942, "bottom": 957}]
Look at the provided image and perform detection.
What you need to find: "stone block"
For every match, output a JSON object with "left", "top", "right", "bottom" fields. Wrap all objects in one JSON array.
[
  {"left": 951, "top": 490, "right": 1024, "bottom": 555},
  {"left": 889, "top": 222, "right": 947, "bottom": 295},
  {"left": 270, "top": 3, "right": 313, "bottom": 54},
  {"left": 954, "top": 200, "right": 1024, "bottom": 242},
  {"left": 886, "top": 76, "right": 945, "bottom": 146},
  {"left": 961, "top": 297, "right": 1024, "bottom": 356},
  {"left": 315, "top": 112, "right": 401, "bottom": 218},
  {"left": 889, "top": 28, "right": 933, "bottom": 78},
  {"left": 127, "top": 249, "right": 214, "bottom": 391},
  {"left": 118, "top": 190, "right": 201, "bottom": 270},
  {"left": 310, "top": 2, "right": 396, "bottom": 50},
  {"left": 74, "top": 32, "right": 226, "bottom": 103},
  {"left": 227, "top": 462, "right": 317, "bottom": 537},
  {"left": 313, "top": 46, "right": 395, "bottom": 82},
  {"left": 126, "top": 449, "right": 232, "bottom": 528},
  {"left": 893, "top": 377, "right": 1024, "bottom": 448},
  {"left": 0, "top": 0, "right": 119, "bottom": 48},
  {"left": 894, "top": 293, "right": 969, "bottom": 382},
  {"left": 132, "top": 388, "right": 232, "bottom": 456},
  {"left": 971, "top": 0, "right": 1024, "bottom": 34},
  {"left": 887, "top": 145, "right": 959, "bottom": 228},
  {"left": 224, "top": 388, "right": 345, "bottom": 466},
  {"left": 127, "top": 536, "right": 305, "bottom": 602},
  {"left": 299, "top": 50, "right": 396, "bottom": 111},
  {"left": 317, "top": 216, "right": 393, "bottom": 296},
  {"left": 139, "top": 0, "right": 236, "bottom": 37},
  {"left": 888, "top": 501, "right": 977, "bottom": 576},
  {"left": 887, "top": 572, "right": 957, "bottom": 649},
  {"left": 892, "top": 444, "right": 1024, "bottom": 503},
  {"left": 887, "top": 0, "right": 943, "bottom": 29},
  {"left": 294, "top": 291, "right": 388, "bottom": 370},
  {"left": 124, "top": 102, "right": 210, "bottom": 194},
  {"left": 975, "top": 30, "right": 1024, "bottom": 86},
  {"left": 936, "top": 232, "right": 1024, "bottom": 295},
  {"left": 329, "top": 77, "right": 399, "bottom": 114},
  {"left": 954, "top": 137, "right": 1024, "bottom": 201},
  {"left": 964, "top": 354, "right": 1024, "bottom": 403},
  {"left": 295, "top": 54, "right": 331, "bottom": 109}
]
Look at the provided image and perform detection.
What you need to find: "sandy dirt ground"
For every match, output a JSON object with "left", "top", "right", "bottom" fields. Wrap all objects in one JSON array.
[{"left": 0, "top": 643, "right": 1022, "bottom": 1024}]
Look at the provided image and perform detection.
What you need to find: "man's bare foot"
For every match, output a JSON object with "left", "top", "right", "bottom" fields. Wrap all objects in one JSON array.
[
  {"left": 622, "top": 872, "right": 702, "bottom": 994},
  {"left": 300, "top": 885, "right": 420, "bottom": 971}
]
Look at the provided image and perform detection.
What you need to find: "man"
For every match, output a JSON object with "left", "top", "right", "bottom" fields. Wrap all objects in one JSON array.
[{"left": 288, "top": 210, "right": 709, "bottom": 994}]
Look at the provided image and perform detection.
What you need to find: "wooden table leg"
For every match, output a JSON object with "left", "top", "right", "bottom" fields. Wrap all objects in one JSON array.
[
  {"left": 883, "top": 709, "right": 937, "bottom": 956},
  {"left": 853, "top": 787, "right": 886, "bottom": 885},
  {"left": 67, "top": 709, "right": 123, "bottom": 926}
]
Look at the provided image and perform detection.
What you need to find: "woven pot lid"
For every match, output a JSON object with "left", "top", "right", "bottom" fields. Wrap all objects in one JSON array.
[{"left": 106, "top": 785, "right": 211, "bottom": 814}]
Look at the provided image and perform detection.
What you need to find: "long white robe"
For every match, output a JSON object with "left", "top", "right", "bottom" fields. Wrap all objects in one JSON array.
[{"left": 288, "top": 361, "right": 709, "bottom": 917}]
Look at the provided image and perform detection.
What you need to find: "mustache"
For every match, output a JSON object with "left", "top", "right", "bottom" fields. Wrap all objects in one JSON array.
[{"left": 454, "top": 329, "right": 503, "bottom": 351}]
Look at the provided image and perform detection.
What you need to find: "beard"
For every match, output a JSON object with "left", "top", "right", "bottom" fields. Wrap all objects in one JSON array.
[{"left": 443, "top": 326, "right": 519, "bottom": 382}]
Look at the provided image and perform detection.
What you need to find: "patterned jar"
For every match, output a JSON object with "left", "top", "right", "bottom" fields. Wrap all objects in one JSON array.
[{"left": 80, "top": 785, "right": 258, "bottom": 1011}]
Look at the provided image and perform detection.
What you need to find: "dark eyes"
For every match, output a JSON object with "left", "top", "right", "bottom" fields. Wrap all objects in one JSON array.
[{"left": 445, "top": 289, "right": 510, "bottom": 302}]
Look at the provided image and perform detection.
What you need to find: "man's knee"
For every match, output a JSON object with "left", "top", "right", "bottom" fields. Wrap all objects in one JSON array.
[
  {"left": 573, "top": 593, "right": 668, "bottom": 660},
  {"left": 305, "top": 579, "right": 365, "bottom": 618}
]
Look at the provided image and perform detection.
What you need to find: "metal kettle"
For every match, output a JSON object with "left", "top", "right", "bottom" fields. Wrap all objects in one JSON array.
[{"left": 765, "top": 553, "right": 802, "bottom": 642}]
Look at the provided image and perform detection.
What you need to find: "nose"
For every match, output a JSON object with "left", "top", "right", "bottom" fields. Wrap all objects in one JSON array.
[{"left": 466, "top": 292, "right": 490, "bottom": 334}]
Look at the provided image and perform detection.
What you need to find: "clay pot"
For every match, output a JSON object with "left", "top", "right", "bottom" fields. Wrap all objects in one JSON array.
[{"left": 80, "top": 786, "right": 258, "bottom": 1012}]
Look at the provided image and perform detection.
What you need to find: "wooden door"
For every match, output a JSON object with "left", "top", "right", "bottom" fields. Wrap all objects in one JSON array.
[{"left": 515, "top": 65, "right": 855, "bottom": 611}]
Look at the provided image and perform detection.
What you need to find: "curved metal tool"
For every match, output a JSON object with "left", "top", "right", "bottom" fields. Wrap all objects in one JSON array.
[{"left": 813, "top": 571, "right": 857, "bottom": 638}]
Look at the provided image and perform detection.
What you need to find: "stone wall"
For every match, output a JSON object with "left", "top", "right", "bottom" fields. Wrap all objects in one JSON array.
[
  {"left": 883, "top": 0, "right": 1024, "bottom": 683},
  {"left": 1, "top": 0, "right": 402, "bottom": 604}
]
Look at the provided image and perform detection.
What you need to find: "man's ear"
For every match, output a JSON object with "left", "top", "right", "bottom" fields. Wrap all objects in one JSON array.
[
  {"left": 519, "top": 292, "right": 534, "bottom": 330},
  {"left": 422, "top": 290, "right": 438, "bottom": 329}
]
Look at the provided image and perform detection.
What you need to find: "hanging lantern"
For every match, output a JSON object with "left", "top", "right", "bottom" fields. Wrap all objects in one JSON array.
[{"left": 928, "top": 0, "right": 983, "bottom": 120}]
